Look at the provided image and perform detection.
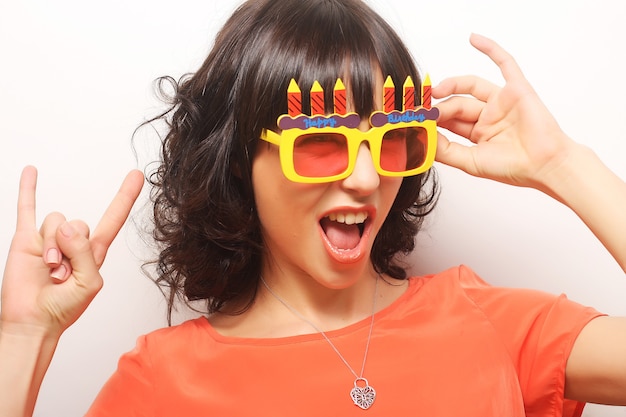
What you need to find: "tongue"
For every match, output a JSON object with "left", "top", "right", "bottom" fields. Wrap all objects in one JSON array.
[{"left": 320, "top": 218, "right": 361, "bottom": 250}]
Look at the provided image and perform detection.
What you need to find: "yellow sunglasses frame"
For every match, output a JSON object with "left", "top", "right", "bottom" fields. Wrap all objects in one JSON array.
[{"left": 260, "top": 112, "right": 438, "bottom": 183}]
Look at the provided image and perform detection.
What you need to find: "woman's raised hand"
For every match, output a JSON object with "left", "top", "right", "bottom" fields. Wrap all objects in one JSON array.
[
  {"left": 433, "top": 34, "right": 575, "bottom": 193},
  {"left": 434, "top": 34, "right": 626, "bottom": 272},
  {"left": 1, "top": 166, "right": 144, "bottom": 338}
]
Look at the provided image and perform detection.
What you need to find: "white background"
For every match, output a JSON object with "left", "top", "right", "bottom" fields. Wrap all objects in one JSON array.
[{"left": 0, "top": 0, "right": 624, "bottom": 415}]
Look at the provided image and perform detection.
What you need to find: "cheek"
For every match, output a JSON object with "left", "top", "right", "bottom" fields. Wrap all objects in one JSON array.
[
  {"left": 376, "top": 177, "right": 404, "bottom": 227},
  {"left": 252, "top": 146, "right": 283, "bottom": 223},
  {"left": 251, "top": 145, "right": 319, "bottom": 230},
  {"left": 252, "top": 144, "right": 282, "bottom": 185},
  {"left": 381, "top": 177, "right": 403, "bottom": 205}
]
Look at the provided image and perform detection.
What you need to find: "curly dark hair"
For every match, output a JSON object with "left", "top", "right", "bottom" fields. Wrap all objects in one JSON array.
[{"left": 146, "top": 0, "right": 439, "bottom": 323}]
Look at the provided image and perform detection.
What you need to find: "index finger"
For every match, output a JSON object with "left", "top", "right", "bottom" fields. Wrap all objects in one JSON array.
[
  {"left": 16, "top": 166, "right": 38, "bottom": 232},
  {"left": 90, "top": 170, "right": 144, "bottom": 266},
  {"left": 469, "top": 33, "right": 526, "bottom": 82}
]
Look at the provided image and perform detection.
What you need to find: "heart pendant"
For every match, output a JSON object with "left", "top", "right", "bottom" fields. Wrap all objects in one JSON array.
[{"left": 350, "top": 378, "right": 376, "bottom": 410}]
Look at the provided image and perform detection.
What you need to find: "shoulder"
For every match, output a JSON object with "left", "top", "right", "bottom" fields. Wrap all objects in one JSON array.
[
  {"left": 146, "top": 316, "right": 209, "bottom": 339},
  {"left": 409, "top": 264, "right": 491, "bottom": 290},
  {"left": 411, "top": 264, "right": 568, "bottom": 310},
  {"left": 87, "top": 317, "right": 214, "bottom": 415},
  {"left": 133, "top": 317, "right": 212, "bottom": 358},
  {"left": 406, "top": 264, "right": 496, "bottom": 304},
  {"left": 407, "top": 265, "right": 601, "bottom": 337}
]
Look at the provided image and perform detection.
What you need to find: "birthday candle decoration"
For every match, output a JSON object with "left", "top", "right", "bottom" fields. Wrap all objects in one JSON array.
[
  {"left": 287, "top": 79, "right": 302, "bottom": 117},
  {"left": 310, "top": 81, "right": 325, "bottom": 115},
  {"left": 403, "top": 76, "right": 415, "bottom": 111},
  {"left": 384, "top": 76, "right": 395, "bottom": 113},
  {"left": 421, "top": 74, "right": 432, "bottom": 110},
  {"left": 333, "top": 78, "right": 347, "bottom": 115}
]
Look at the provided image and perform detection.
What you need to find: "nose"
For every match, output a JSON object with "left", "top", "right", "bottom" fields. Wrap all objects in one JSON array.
[{"left": 341, "top": 142, "right": 380, "bottom": 195}]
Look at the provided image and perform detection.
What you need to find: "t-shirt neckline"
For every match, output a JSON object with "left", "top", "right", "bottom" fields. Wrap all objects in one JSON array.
[{"left": 200, "top": 276, "right": 423, "bottom": 345}]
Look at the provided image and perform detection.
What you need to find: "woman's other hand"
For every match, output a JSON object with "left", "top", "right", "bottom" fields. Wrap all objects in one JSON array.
[
  {"left": 1, "top": 166, "right": 144, "bottom": 338},
  {"left": 433, "top": 33, "right": 575, "bottom": 194}
]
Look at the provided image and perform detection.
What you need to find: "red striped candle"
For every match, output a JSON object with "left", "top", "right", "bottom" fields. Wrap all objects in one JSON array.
[
  {"left": 384, "top": 76, "right": 395, "bottom": 113},
  {"left": 310, "top": 81, "right": 324, "bottom": 115},
  {"left": 287, "top": 79, "right": 302, "bottom": 117},
  {"left": 403, "top": 76, "right": 415, "bottom": 111},
  {"left": 421, "top": 74, "right": 432, "bottom": 110},
  {"left": 334, "top": 78, "right": 347, "bottom": 115}
]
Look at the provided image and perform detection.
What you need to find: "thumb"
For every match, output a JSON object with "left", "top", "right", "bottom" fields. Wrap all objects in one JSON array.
[
  {"left": 55, "top": 222, "right": 103, "bottom": 296},
  {"left": 435, "top": 132, "right": 479, "bottom": 176}
]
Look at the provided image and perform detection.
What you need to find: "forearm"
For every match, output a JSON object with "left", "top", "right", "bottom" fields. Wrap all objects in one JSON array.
[
  {"left": 0, "top": 325, "right": 59, "bottom": 417},
  {"left": 541, "top": 141, "right": 626, "bottom": 272}
]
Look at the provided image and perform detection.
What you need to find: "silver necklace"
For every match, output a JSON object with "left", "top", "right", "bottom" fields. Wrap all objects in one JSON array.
[{"left": 260, "top": 275, "right": 379, "bottom": 410}]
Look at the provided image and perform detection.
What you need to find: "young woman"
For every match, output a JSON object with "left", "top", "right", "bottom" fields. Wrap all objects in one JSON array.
[{"left": 1, "top": 0, "right": 625, "bottom": 415}]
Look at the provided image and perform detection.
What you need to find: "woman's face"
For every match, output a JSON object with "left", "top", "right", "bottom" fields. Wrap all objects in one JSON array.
[{"left": 252, "top": 73, "right": 403, "bottom": 289}]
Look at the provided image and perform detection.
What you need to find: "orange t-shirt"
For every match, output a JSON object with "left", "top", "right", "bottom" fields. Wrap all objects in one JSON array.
[{"left": 87, "top": 266, "right": 602, "bottom": 416}]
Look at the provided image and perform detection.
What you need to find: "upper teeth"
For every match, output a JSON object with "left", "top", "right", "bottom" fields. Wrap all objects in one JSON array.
[{"left": 327, "top": 211, "right": 368, "bottom": 225}]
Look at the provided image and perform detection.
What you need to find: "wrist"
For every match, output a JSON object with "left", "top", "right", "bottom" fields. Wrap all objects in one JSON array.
[
  {"left": 0, "top": 323, "right": 61, "bottom": 417},
  {"left": 533, "top": 138, "right": 593, "bottom": 203},
  {"left": 0, "top": 321, "right": 61, "bottom": 366},
  {"left": 0, "top": 320, "right": 63, "bottom": 342},
  {"left": 534, "top": 139, "right": 626, "bottom": 270}
]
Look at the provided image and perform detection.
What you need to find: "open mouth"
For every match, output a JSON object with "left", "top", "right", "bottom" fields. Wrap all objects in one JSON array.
[{"left": 319, "top": 211, "right": 368, "bottom": 251}]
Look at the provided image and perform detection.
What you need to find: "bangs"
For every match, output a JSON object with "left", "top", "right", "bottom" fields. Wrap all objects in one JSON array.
[{"left": 234, "top": 0, "right": 422, "bottom": 131}]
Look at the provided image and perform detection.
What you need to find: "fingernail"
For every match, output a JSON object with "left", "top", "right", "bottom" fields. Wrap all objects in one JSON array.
[
  {"left": 50, "top": 264, "right": 67, "bottom": 281},
  {"left": 46, "top": 248, "right": 61, "bottom": 264},
  {"left": 60, "top": 222, "right": 76, "bottom": 238}
]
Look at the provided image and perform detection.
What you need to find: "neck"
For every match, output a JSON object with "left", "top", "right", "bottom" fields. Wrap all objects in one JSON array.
[
  {"left": 208, "top": 263, "right": 409, "bottom": 339},
  {"left": 258, "top": 264, "right": 380, "bottom": 332}
]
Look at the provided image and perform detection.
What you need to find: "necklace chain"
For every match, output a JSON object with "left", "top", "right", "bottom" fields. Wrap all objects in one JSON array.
[{"left": 260, "top": 275, "right": 379, "bottom": 409}]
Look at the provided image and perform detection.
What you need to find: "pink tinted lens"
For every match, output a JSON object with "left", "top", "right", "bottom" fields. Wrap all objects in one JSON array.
[
  {"left": 293, "top": 133, "right": 349, "bottom": 177},
  {"left": 380, "top": 127, "right": 427, "bottom": 172}
]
